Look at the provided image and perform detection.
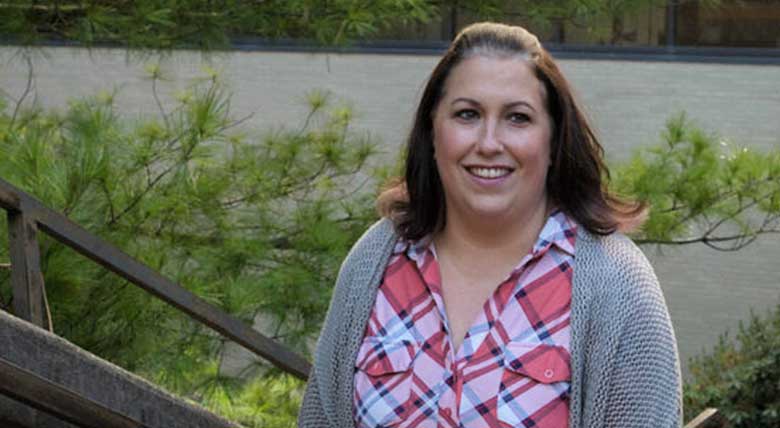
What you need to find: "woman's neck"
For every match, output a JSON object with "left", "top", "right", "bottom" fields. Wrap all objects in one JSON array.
[{"left": 434, "top": 201, "right": 551, "bottom": 268}]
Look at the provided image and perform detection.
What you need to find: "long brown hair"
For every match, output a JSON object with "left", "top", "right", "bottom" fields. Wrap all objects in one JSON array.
[{"left": 378, "top": 22, "right": 645, "bottom": 240}]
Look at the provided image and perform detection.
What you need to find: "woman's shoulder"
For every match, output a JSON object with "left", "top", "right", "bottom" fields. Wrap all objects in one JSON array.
[
  {"left": 574, "top": 230, "right": 677, "bottom": 360},
  {"left": 575, "top": 228, "right": 663, "bottom": 307},
  {"left": 332, "top": 217, "right": 400, "bottom": 296},
  {"left": 341, "top": 218, "right": 398, "bottom": 269}
]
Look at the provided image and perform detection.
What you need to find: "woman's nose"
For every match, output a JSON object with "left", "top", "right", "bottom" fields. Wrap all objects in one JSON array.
[{"left": 476, "top": 122, "right": 504, "bottom": 154}]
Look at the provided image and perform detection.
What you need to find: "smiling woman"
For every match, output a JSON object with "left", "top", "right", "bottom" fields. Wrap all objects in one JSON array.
[
  {"left": 429, "top": 55, "right": 555, "bottom": 351},
  {"left": 298, "top": 22, "right": 682, "bottom": 428}
]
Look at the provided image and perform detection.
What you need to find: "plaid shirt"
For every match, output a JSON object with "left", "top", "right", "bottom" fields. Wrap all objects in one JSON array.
[{"left": 353, "top": 211, "right": 577, "bottom": 428}]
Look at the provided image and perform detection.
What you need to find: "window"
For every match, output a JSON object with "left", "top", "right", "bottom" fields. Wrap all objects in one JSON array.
[{"left": 374, "top": 1, "right": 780, "bottom": 49}]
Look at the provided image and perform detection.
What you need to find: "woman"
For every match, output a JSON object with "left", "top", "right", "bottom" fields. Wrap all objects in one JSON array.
[{"left": 298, "top": 22, "right": 682, "bottom": 428}]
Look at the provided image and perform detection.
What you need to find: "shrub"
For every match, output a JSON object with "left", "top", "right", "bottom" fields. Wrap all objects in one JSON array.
[{"left": 684, "top": 302, "right": 780, "bottom": 427}]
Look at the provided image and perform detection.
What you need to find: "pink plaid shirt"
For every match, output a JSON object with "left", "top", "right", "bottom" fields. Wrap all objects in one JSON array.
[{"left": 353, "top": 211, "right": 577, "bottom": 428}]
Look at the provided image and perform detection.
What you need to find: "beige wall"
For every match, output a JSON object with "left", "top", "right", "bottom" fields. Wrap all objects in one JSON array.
[{"left": 2, "top": 46, "right": 779, "bottom": 376}]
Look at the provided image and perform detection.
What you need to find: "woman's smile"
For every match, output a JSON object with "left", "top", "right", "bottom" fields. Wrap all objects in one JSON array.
[{"left": 464, "top": 165, "right": 515, "bottom": 179}]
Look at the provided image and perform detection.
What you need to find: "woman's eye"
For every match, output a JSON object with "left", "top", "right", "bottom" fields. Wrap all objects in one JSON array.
[
  {"left": 508, "top": 112, "right": 530, "bottom": 124},
  {"left": 454, "top": 109, "right": 479, "bottom": 121}
]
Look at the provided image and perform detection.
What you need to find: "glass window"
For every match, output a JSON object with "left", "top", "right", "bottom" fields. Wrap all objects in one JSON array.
[
  {"left": 372, "top": 1, "right": 780, "bottom": 49},
  {"left": 677, "top": 0, "right": 780, "bottom": 48}
]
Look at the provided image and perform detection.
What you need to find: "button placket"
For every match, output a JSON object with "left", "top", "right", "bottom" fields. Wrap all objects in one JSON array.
[{"left": 453, "top": 359, "right": 466, "bottom": 420}]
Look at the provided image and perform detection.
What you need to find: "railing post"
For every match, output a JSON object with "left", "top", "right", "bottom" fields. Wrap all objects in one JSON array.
[{"left": 7, "top": 210, "right": 46, "bottom": 328}]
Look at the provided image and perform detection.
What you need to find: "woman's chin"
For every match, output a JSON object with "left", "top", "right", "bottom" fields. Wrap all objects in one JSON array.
[
  {"left": 450, "top": 197, "right": 548, "bottom": 228},
  {"left": 462, "top": 203, "right": 522, "bottom": 223}
]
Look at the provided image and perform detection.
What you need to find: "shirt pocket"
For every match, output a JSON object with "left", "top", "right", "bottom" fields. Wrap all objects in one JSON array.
[
  {"left": 354, "top": 337, "right": 419, "bottom": 428},
  {"left": 496, "top": 342, "right": 571, "bottom": 428}
]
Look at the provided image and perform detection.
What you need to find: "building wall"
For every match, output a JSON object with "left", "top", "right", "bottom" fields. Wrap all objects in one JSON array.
[{"left": 2, "top": 46, "right": 779, "bottom": 376}]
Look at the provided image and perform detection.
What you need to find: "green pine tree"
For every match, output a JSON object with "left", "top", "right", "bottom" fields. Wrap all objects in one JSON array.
[{"left": 0, "top": 66, "right": 382, "bottom": 426}]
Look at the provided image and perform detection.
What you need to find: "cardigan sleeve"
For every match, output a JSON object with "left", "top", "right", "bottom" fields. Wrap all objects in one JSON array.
[
  {"left": 601, "top": 271, "right": 683, "bottom": 428},
  {"left": 298, "top": 368, "right": 330, "bottom": 428}
]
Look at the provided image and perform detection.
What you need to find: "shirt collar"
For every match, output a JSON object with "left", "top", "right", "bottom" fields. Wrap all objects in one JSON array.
[
  {"left": 396, "top": 234, "right": 433, "bottom": 270},
  {"left": 532, "top": 209, "right": 577, "bottom": 257}
]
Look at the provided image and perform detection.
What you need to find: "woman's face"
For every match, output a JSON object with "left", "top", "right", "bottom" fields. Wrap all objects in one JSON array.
[{"left": 432, "top": 55, "right": 553, "bottom": 227}]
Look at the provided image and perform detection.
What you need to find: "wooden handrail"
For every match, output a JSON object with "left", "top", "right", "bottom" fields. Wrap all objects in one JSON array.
[
  {"left": 0, "top": 356, "right": 142, "bottom": 428},
  {"left": 0, "top": 181, "right": 21, "bottom": 212},
  {"left": 685, "top": 408, "right": 728, "bottom": 428},
  {"left": 0, "top": 177, "right": 311, "bottom": 380}
]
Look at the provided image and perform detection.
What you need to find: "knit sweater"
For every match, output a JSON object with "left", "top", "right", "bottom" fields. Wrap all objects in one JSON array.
[{"left": 297, "top": 218, "right": 682, "bottom": 428}]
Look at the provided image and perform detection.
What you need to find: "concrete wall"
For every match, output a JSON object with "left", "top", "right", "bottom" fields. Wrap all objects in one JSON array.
[{"left": 1, "top": 46, "right": 779, "bottom": 377}]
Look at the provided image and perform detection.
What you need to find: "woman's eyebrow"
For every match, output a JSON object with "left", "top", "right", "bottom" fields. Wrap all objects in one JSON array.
[
  {"left": 451, "top": 97, "right": 536, "bottom": 112},
  {"left": 505, "top": 101, "right": 536, "bottom": 112},
  {"left": 450, "top": 97, "right": 480, "bottom": 106}
]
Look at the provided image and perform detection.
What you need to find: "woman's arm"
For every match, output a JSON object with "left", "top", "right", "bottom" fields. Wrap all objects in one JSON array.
[
  {"left": 298, "top": 369, "right": 330, "bottom": 428},
  {"left": 602, "top": 273, "right": 683, "bottom": 428}
]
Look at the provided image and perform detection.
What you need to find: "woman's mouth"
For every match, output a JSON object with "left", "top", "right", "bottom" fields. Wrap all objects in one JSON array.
[{"left": 466, "top": 166, "right": 514, "bottom": 179}]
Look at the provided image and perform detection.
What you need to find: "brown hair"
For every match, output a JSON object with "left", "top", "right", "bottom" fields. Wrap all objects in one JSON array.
[{"left": 378, "top": 22, "right": 645, "bottom": 240}]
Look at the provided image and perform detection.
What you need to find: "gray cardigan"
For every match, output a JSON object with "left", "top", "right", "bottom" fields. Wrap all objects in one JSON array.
[{"left": 298, "top": 218, "right": 682, "bottom": 427}]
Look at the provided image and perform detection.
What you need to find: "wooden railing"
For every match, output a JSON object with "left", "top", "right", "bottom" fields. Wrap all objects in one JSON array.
[
  {"left": 0, "top": 177, "right": 310, "bottom": 380},
  {"left": 0, "top": 355, "right": 143, "bottom": 428},
  {"left": 685, "top": 408, "right": 729, "bottom": 428}
]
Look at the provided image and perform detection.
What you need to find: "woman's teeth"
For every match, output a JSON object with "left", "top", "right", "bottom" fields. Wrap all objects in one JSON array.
[{"left": 468, "top": 167, "right": 512, "bottom": 178}]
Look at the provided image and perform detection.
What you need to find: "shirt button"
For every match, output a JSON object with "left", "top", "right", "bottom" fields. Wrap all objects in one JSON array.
[{"left": 544, "top": 368, "right": 554, "bottom": 379}]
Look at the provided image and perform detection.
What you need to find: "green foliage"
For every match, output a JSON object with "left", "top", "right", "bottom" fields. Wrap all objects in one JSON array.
[
  {"left": 684, "top": 303, "right": 780, "bottom": 427},
  {"left": 0, "top": 0, "right": 437, "bottom": 48},
  {"left": 0, "top": 67, "right": 379, "bottom": 426},
  {"left": 1, "top": 0, "right": 697, "bottom": 49},
  {"left": 201, "top": 374, "right": 304, "bottom": 428},
  {"left": 613, "top": 113, "right": 780, "bottom": 251}
]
